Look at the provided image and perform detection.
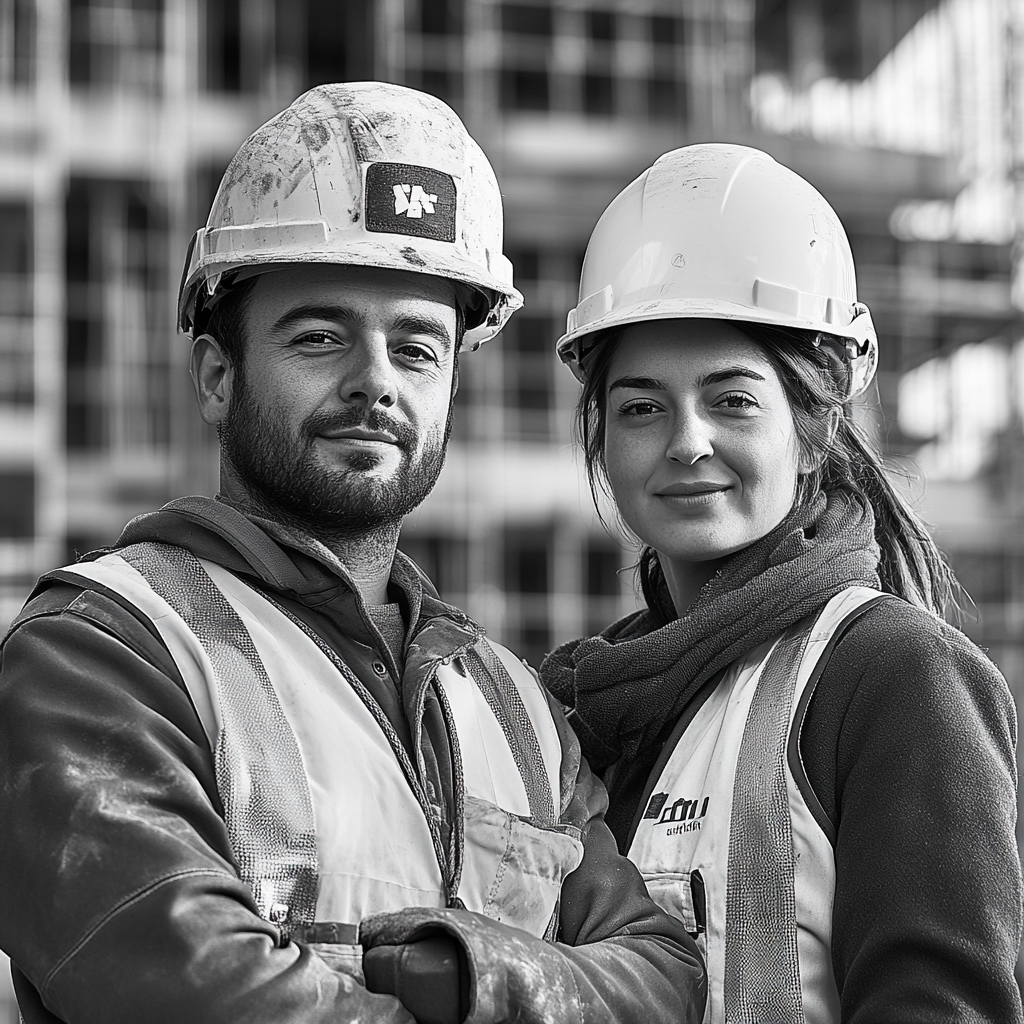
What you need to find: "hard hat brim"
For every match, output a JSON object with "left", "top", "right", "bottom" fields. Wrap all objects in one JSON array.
[
  {"left": 556, "top": 297, "right": 877, "bottom": 398},
  {"left": 179, "top": 235, "right": 522, "bottom": 341}
]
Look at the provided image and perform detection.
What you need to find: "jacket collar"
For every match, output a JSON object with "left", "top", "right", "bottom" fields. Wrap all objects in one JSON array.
[{"left": 113, "top": 495, "right": 482, "bottom": 654}]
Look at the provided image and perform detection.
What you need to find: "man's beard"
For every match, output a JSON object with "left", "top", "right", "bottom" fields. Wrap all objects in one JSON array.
[{"left": 220, "top": 370, "right": 449, "bottom": 539}]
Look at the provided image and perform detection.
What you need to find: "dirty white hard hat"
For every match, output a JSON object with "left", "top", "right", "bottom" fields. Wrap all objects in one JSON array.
[
  {"left": 178, "top": 82, "right": 523, "bottom": 350},
  {"left": 557, "top": 144, "right": 877, "bottom": 398}
]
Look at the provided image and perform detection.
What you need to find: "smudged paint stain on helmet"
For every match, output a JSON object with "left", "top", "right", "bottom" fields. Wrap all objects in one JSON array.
[
  {"left": 400, "top": 247, "right": 428, "bottom": 267},
  {"left": 179, "top": 82, "right": 522, "bottom": 351}
]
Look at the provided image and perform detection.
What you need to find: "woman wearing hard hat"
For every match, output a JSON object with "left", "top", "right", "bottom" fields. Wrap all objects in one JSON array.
[{"left": 542, "top": 145, "right": 1023, "bottom": 1024}]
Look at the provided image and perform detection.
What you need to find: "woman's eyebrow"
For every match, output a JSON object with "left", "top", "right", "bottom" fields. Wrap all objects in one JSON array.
[
  {"left": 608, "top": 375, "right": 667, "bottom": 392},
  {"left": 696, "top": 367, "right": 766, "bottom": 387},
  {"left": 609, "top": 367, "right": 767, "bottom": 392}
]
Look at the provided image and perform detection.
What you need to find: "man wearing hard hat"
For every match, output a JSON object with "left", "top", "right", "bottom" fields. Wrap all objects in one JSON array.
[{"left": 0, "top": 84, "right": 705, "bottom": 1024}]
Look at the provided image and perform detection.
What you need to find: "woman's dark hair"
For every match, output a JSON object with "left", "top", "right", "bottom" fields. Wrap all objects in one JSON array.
[{"left": 574, "top": 319, "right": 961, "bottom": 621}]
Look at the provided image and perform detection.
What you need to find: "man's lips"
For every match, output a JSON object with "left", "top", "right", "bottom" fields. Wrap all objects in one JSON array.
[{"left": 318, "top": 428, "right": 398, "bottom": 444}]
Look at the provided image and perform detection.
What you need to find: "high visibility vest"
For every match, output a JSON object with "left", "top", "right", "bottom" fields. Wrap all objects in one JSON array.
[
  {"left": 628, "top": 587, "right": 885, "bottom": 1024},
  {"left": 60, "top": 543, "right": 583, "bottom": 977}
]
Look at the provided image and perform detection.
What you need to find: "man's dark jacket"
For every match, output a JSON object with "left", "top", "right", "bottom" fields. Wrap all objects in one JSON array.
[{"left": 0, "top": 497, "right": 705, "bottom": 1024}]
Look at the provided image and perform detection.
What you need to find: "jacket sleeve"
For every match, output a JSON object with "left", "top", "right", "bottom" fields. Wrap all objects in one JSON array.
[
  {"left": 805, "top": 604, "right": 1023, "bottom": 1024},
  {"left": 0, "top": 586, "right": 415, "bottom": 1024},
  {"left": 361, "top": 698, "right": 706, "bottom": 1024},
  {"left": 552, "top": 704, "right": 706, "bottom": 1023}
]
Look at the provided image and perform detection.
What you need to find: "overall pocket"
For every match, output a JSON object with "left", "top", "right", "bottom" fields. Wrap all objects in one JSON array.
[
  {"left": 460, "top": 794, "right": 584, "bottom": 939},
  {"left": 310, "top": 942, "right": 365, "bottom": 982},
  {"left": 642, "top": 870, "right": 707, "bottom": 959}
]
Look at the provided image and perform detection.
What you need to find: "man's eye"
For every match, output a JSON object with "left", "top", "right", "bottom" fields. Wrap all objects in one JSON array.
[
  {"left": 394, "top": 343, "right": 437, "bottom": 364},
  {"left": 294, "top": 331, "right": 342, "bottom": 347}
]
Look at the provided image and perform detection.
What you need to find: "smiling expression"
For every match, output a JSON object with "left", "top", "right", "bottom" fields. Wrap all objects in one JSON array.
[
  {"left": 603, "top": 319, "right": 806, "bottom": 572},
  {"left": 217, "top": 263, "right": 458, "bottom": 534}
]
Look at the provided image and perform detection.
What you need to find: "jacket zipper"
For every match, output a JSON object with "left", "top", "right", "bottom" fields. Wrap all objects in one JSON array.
[{"left": 258, "top": 593, "right": 460, "bottom": 904}]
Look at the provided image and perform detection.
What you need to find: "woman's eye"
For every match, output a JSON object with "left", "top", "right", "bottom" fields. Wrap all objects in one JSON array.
[
  {"left": 716, "top": 392, "right": 758, "bottom": 410},
  {"left": 620, "top": 399, "right": 661, "bottom": 417}
]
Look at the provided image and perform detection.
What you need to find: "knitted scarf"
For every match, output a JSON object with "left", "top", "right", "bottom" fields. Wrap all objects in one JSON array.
[{"left": 541, "top": 488, "right": 881, "bottom": 775}]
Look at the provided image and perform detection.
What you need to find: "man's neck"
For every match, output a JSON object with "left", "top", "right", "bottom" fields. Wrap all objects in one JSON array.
[
  {"left": 219, "top": 472, "right": 399, "bottom": 606},
  {"left": 318, "top": 527, "right": 398, "bottom": 606}
]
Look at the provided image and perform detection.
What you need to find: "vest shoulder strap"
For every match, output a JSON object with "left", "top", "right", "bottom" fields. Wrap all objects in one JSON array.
[
  {"left": 724, "top": 586, "right": 885, "bottom": 1024},
  {"left": 56, "top": 543, "right": 321, "bottom": 936},
  {"left": 724, "top": 619, "right": 811, "bottom": 1023},
  {"left": 786, "top": 590, "right": 890, "bottom": 845}
]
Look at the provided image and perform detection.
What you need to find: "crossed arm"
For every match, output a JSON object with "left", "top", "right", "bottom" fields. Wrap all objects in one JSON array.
[{"left": 0, "top": 585, "right": 704, "bottom": 1024}]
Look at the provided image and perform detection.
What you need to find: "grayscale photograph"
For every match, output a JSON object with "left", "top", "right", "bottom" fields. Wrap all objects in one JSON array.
[{"left": 0, "top": 1, "right": 1020, "bottom": 1022}]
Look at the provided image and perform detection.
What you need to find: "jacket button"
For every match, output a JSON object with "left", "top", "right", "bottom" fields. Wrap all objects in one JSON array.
[{"left": 372, "top": 660, "right": 387, "bottom": 675}]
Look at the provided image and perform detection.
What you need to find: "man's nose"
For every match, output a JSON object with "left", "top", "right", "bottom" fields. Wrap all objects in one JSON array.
[
  {"left": 665, "top": 409, "right": 714, "bottom": 466},
  {"left": 339, "top": 335, "right": 398, "bottom": 408}
]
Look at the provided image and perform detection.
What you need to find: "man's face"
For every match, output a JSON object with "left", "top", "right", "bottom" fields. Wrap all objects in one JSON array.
[{"left": 218, "top": 264, "right": 459, "bottom": 536}]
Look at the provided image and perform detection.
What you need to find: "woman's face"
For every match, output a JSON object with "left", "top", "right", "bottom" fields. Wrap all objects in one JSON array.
[{"left": 603, "top": 319, "right": 805, "bottom": 567}]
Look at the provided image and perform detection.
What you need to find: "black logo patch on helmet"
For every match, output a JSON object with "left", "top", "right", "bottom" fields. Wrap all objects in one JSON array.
[{"left": 365, "top": 163, "right": 457, "bottom": 243}]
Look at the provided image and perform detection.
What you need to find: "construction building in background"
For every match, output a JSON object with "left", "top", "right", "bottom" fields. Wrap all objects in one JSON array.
[
  {"left": 0, "top": 0, "right": 1021, "bottom": 1013},
  {"left": 2, "top": 0, "right": 989, "bottom": 665},
  {"left": 0, "top": 1, "right": 1020, "bottom": 689}
]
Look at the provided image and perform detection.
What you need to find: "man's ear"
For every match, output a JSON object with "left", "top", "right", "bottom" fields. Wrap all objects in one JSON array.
[{"left": 191, "top": 333, "right": 234, "bottom": 425}]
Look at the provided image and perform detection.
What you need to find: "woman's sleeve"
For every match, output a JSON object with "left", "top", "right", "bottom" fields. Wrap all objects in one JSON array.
[{"left": 808, "top": 604, "right": 1023, "bottom": 1023}]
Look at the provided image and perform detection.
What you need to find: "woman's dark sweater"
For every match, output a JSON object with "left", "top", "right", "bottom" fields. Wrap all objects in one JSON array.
[
  {"left": 613, "top": 596, "right": 1022, "bottom": 1023},
  {"left": 804, "top": 599, "right": 1020, "bottom": 1022}
]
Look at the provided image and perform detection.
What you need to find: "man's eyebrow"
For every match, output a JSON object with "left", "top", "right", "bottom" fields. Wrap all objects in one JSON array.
[
  {"left": 696, "top": 367, "right": 766, "bottom": 387},
  {"left": 269, "top": 304, "right": 358, "bottom": 334},
  {"left": 608, "top": 375, "right": 667, "bottom": 392},
  {"left": 392, "top": 314, "right": 453, "bottom": 351},
  {"left": 269, "top": 305, "right": 453, "bottom": 351}
]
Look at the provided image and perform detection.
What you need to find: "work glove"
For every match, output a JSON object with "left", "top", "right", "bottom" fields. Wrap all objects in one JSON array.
[
  {"left": 363, "top": 931, "right": 468, "bottom": 1024},
  {"left": 361, "top": 906, "right": 580, "bottom": 1024}
]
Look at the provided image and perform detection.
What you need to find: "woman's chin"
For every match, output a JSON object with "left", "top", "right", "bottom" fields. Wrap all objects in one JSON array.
[{"left": 644, "top": 528, "right": 753, "bottom": 567}]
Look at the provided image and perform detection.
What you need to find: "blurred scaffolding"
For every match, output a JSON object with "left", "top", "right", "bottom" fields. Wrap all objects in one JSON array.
[{"left": 0, "top": 0, "right": 1022, "bottom": 1014}]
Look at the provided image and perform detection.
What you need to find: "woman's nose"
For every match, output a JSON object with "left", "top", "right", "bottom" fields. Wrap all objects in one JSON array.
[
  {"left": 339, "top": 335, "right": 398, "bottom": 408},
  {"left": 665, "top": 413, "right": 714, "bottom": 466}
]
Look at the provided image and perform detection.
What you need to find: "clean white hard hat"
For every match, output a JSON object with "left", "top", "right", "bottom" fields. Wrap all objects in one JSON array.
[
  {"left": 557, "top": 144, "right": 877, "bottom": 398},
  {"left": 179, "top": 82, "right": 523, "bottom": 350}
]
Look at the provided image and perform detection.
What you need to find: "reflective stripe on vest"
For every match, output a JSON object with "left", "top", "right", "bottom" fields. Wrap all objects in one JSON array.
[
  {"left": 628, "top": 586, "right": 884, "bottom": 1024},
  {"left": 60, "top": 544, "right": 581, "bottom": 948}
]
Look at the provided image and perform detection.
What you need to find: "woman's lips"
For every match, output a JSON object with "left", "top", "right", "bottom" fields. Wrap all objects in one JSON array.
[
  {"left": 657, "top": 481, "right": 729, "bottom": 497},
  {"left": 655, "top": 482, "right": 730, "bottom": 508}
]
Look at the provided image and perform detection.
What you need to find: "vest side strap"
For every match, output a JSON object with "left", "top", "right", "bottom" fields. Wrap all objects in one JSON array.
[
  {"left": 724, "top": 618, "right": 812, "bottom": 1024},
  {"left": 462, "top": 644, "right": 556, "bottom": 827}
]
